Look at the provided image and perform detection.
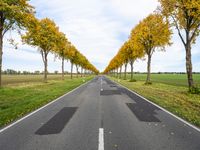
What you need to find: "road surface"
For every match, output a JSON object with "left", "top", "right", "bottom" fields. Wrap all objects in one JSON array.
[{"left": 0, "top": 76, "right": 200, "bottom": 150}]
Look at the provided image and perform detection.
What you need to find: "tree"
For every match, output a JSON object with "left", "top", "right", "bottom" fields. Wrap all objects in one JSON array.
[
  {"left": 54, "top": 32, "right": 71, "bottom": 80},
  {"left": 0, "top": 0, "right": 34, "bottom": 87},
  {"left": 67, "top": 45, "right": 77, "bottom": 79},
  {"left": 131, "top": 13, "right": 171, "bottom": 83},
  {"left": 123, "top": 40, "right": 144, "bottom": 81},
  {"left": 120, "top": 45, "right": 129, "bottom": 80},
  {"left": 74, "top": 52, "right": 82, "bottom": 78},
  {"left": 159, "top": 0, "right": 200, "bottom": 91},
  {"left": 22, "top": 18, "right": 59, "bottom": 82}
]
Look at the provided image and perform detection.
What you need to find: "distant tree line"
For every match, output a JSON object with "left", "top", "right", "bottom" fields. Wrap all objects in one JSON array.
[
  {"left": 2, "top": 69, "right": 67, "bottom": 75},
  {"left": 2, "top": 69, "right": 96, "bottom": 75},
  {"left": 2, "top": 69, "right": 43, "bottom": 75}
]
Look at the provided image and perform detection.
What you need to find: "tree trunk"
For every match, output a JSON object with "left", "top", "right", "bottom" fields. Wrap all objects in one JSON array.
[
  {"left": 146, "top": 54, "right": 151, "bottom": 83},
  {"left": 120, "top": 66, "right": 122, "bottom": 79},
  {"left": 0, "top": 12, "right": 4, "bottom": 88},
  {"left": 76, "top": 65, "right": 78, "bottom": 78},
  {"left": 71, "top": 62, "right": 73, "bottom": 79},
  {"left": 81, "top": 67, "right": 83, "bottom": 77},
  {"left": 124, "top": 63, "right": 127, "bottom": 80},
  {"left": 0, "top": 28, "right": 3, "bottom": 88},
  {"left": 84, "top": 69, "right": 86, "bottom": 77},
  {"left": 117, "top": 68, "right": 119, "bottom": 78},
  {"left": 43, "top": 52, "right": 48, "bottom": 83},
  {"left": 130, "top": 60, "right": 134, "bottom": 80},
  {"left": 61, "top": 56, "right": 64, "bottom": 80},
  {"left": 185, "top": 43, "right": 194, "bottom": 89}
]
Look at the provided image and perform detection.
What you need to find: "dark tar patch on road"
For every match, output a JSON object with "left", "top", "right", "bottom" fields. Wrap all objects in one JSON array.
[
  {"left": 115, "top": 86, "right": 161, "bottom": 122},
  {"left": 110, "top": 85, "right": 117, "bottom": 87},
  {"left": 35, "top": 107, "right": 77, "bottom": 135},
  {"left": 126, "top": 103, "right": 161, "bottom": 122},
  {"left": 100, "top": 90, "right": 121, "bottom": 96}
]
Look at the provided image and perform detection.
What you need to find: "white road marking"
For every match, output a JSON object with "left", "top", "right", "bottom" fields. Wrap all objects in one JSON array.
[
  {"left": 0, "top": 79, "right": 92, "bottom": 133},
  {"left": 100, "top": 78, "right": 103, "bottom": 91},
  {"left": 98, "top": 128, "right": 104, "bottom": 150},
  {"left": 112, "top": 79, "right": 200, "bottom": 132}
]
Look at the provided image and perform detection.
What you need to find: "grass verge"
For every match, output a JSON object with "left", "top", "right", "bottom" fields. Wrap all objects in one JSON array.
[
  {"left": 110, "top": 73, "right": 200, "bottom": 87},
  {"left": 109, "top": 76, "right": 200, "bottom": 128},
  {"left": 0, "top": 76, "right": 93, "bottom": 128}
]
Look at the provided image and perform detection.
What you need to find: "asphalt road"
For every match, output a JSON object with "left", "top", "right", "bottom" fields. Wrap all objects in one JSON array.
[{"left": 0, "top": 76, "right": 200, "bottom": 150}]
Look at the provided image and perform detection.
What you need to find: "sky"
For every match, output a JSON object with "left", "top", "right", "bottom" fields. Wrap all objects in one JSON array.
[{"left": 2, "top": 0, "right": 200, "bottom": 73}]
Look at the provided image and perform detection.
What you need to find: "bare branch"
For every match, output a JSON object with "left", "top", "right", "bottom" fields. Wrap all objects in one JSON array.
[
  {"left": 190, "top": 23, "right": 200, "bottom": 43},
  {"left": 171, "top": 15, "right": 186, "bottom": 46}
]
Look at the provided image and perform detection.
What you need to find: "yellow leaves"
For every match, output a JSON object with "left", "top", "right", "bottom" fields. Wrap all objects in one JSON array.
[
  {"left": 23, "top": 18, "right": 60, "bottom": 53},
  {"left": 104, "top": 13, "right": 171, "bottom": 74},
  {"left": 0, "top": 1, "right": 98, "bottom": 74},
  {"left": 0, "top": 0, "right": 35, "bottom": 36},
  {"left": 159, "top": 0, "right": 200, "bottom": 31},
  {"left": 130, "top": 13, "right": 171, "bottom": 55}
]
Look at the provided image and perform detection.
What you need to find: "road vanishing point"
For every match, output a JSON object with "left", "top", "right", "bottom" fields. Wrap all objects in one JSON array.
[{"left": 0, "top": 76, "right": 200, "bottom": 150}]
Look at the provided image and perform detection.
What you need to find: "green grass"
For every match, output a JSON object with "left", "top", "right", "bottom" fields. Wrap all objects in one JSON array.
[
  {"left": 109, "top": 75, "right": 200, "bottom": 127},
  {"left": 114, "top": 73, "right": 200, "bottom": 87},
  {"left": 0, "top": 76, "right": 94, "bottom": 128},
  {"left": 2, "top": 74, "right": 75, "bottom": 86}
]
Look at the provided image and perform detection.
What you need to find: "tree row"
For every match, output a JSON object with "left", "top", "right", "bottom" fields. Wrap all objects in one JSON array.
[
  {"left": 0, "top": 0, "right": 99, "bottom": 87},
  {"left": 104, "top": 0, "right": 200, "bottom": 93}
]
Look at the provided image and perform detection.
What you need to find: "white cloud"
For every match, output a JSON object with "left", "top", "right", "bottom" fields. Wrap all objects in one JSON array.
[{"left": 109, "top": 0, "right": 159, "bottom": 19}]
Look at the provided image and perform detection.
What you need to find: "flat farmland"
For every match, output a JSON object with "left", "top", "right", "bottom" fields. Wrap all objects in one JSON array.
[
  {"left": 2, "top": 74, "right": 81, "bottom": 86},
  {"left": 118, "top": 73, "right": 200, "bottom": 86}
]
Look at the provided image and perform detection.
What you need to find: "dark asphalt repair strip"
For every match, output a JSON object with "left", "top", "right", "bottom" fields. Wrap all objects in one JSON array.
[
  {"left": 35, "top": 107, "right": 77, "bottom": 135},
  {"left": 115, "top": 85, "right": 161, "bottom": 122},
  {"left": 100, "top": 90, "right": 121, "bottom": 96},
  {"left": 110, "top": 85, "right": 117, "bottom": 87},
  {"left": 126, "top": 103, "right": 161, "bottom": 122}
]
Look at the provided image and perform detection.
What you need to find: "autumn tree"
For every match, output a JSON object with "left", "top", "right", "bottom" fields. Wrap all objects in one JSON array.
[
  {"left": 131, "top": 13, "right": 171, "bottom": 84},
  {"left": 122, "top": 40, "right": 144, "bottom": 81},
  {"left": 120, "top": 45, "right": 129, "bottom": 80},
  {"left": 0, "top": 0, "right": 34, "bottom": 87},
  {"left": 78, "top": 55, "right": 87, "bottom": 77},
  {"left": 54, "top": 32, "right": 71, "bottom": 80},
  {"left": 116, "top": 53, "right": 123, "bottom": 79},
  {"left": 74, "top": 52, "right": 82, "bottom": 78},
  {"left": 159, "top": 0, "right": 200, "bottom": 91},
  {"left": 23, "top": 18, "right": 59, "bottom": 82},
  {"left": 67, "top": 45, "right": 78, "bottom": 79}
]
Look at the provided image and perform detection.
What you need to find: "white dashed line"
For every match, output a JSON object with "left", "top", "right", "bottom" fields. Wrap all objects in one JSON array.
[
  {"left": 98, "top": 128, "right": 104, "bottom": 150},
  {"left": 100, "top": 78, "right": 103, "bottom": 91}
]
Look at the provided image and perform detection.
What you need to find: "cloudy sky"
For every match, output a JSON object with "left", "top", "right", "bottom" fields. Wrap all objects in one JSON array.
[{"left": 2, "top": 0, "right": 200, "bottom": 72}]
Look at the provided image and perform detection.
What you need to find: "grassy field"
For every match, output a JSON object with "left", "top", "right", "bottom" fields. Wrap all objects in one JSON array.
[
  {"left": 1, "top": 74, "right": 84, "bottom": 86},
  {"left": 0, "top": 75, "right": 94, "bottom": 128},
  {"left": 114, "top": 73, "right": 200, "bottom": 87},
  {"left": 109, "top": 74, "right": 200, "bottom": 127}
]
